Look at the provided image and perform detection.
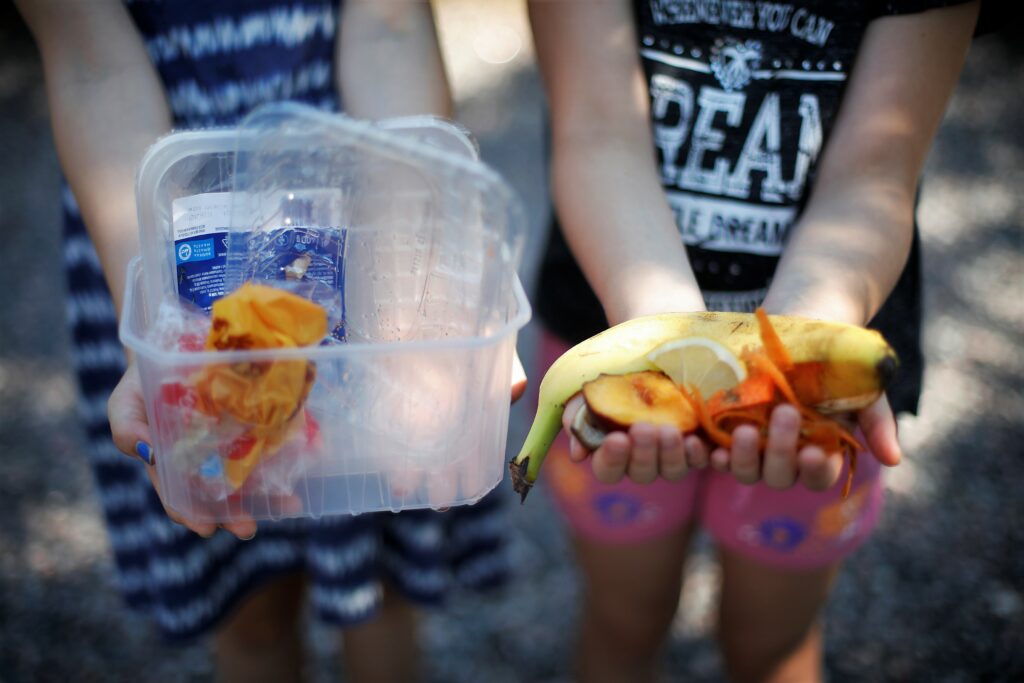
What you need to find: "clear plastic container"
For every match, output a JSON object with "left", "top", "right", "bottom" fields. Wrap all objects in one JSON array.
[{"left": 122, "top": 105, "right": 530, "bottom": 521}]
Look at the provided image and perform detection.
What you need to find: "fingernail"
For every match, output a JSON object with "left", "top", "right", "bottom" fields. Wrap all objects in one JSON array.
[
  {"left": 239, "top": 531, "right": 257, "bottom": 541},
  {"left": 135, "top": 440, "right": 155, "bottom": 466}
]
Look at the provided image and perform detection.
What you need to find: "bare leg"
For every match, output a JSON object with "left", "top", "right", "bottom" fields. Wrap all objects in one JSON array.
[
  {"left": 340, "top": 582, "right": 420, "bottom": 683},
  {"left": 573, "top": 523, "right": 695, "bottom": 683},
  {"left": 213, "top": 572, "right": 308, "bottom": 683},
  {"left": 717, "top": 548, "right": 840, "bottom": 683}
]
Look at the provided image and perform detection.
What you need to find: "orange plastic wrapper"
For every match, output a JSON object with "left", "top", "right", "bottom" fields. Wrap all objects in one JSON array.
[{"left": 192, "top": 283, "right": 328, "bottom": 489}]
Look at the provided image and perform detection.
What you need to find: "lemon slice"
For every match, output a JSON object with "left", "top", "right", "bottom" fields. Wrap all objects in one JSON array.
[{"left": 646, "top": 337, "right": 746, "bottom": 396}]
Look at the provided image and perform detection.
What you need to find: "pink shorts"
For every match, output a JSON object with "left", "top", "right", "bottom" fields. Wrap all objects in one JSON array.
[{"left": 537, "top": 331, "right": 884, "bottom": 570}]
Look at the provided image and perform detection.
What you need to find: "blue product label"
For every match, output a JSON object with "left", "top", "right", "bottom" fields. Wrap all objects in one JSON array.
[
  {"left": 176, "top": 238, "right": 216, "bottom": 264},
  {"left": 172, "top": 193, "right": 235, "bottom": 312},
  {"left": 175, "top": 233, "right": 228, "bottom": 311}
]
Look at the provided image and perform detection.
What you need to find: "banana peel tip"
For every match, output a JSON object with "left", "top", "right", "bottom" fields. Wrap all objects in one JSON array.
[
  {"left": 877, "top": 353, "right": 899, "bottom": 390},
  {"left": 509, "top": 457, "right": 532, "bottom": 504}
]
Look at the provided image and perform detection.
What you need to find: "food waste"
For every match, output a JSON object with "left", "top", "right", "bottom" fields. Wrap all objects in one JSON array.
[{"left": 510, "top": 309, "right": 898, "bottom": 500}]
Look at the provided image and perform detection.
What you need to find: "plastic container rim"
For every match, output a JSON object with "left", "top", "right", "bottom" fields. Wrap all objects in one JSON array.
[
  {"left": 133, "top": 108, "right": 530, "bottom": 347},
  {"left": 135, "top": 108, "right": 523, "bottom": 244},
  {"left": 119, "top": 256, "right": 532, "bottom": 363}
]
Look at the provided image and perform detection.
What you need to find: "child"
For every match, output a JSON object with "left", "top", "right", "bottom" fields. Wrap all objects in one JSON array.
[
  {"left": 15, "top": 1, "right": 520, "bottom": 681},
  {"left": 527, "top": 1, "right": 979, "bottom": 681}
]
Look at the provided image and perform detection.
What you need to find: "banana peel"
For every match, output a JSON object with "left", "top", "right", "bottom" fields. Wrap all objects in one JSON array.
[{"left": 510, "top": 309, "right": 897, "bottom": 501}]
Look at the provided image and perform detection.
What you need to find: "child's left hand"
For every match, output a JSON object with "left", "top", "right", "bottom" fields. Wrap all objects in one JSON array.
[{"left": 704, "top": 394, "right": 902, "bottom": 491}]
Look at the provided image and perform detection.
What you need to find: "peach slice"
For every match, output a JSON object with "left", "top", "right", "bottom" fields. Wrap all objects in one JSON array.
[{"left": 581, "top": 371, "right": 697, "bottom": 437}]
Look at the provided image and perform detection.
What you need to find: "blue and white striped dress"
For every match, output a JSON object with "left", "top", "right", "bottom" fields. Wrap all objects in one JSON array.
[{"left": 64, "top": 0, "right": 507, "bottom": 640}]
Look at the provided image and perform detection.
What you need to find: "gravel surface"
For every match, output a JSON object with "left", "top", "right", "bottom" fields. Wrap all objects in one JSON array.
[{"left": 1, "top": 4, "right": 1021, "bottom": 682}]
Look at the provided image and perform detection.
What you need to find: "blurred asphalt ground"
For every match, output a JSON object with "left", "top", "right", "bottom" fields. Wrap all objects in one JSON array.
[{"left": 1, "top": 2, "right": 1022, "bottom": 682}]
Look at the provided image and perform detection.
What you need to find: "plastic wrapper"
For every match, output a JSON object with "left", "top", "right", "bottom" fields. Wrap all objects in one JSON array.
[
  {"left": 226, "top": 187, "right": 348, "bottom": 341},
  {"left": 149, "top": 283, "right": 328, "bottom": 499}
]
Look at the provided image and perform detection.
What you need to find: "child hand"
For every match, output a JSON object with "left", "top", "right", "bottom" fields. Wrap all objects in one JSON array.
[
  {"left": 107, "top": 362, "right": 261, "bottom": 540},
  {"left": 560, "top": 393, "right": 708, "bottom": 484},
  {"left": 709, "top": 395, "right": 901, "bottom": 491},
  {"left": 511, "top": 350, "right": 527, "bottom": 404},
  {"left": 559, "top": 392, "right": 901, "bottom": 490}
]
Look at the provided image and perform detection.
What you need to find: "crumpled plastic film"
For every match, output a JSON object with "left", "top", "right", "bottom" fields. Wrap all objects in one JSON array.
[
  {"left": 192, "top": 283, "right": 327, "bottom": 490},
  {"left": 206, "top": 283, "right": 329, "bottom": 351}
]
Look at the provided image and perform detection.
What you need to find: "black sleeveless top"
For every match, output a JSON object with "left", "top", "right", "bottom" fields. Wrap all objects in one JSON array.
[{"left": 537, "top": 0, "right": 969, "bottom": 414}]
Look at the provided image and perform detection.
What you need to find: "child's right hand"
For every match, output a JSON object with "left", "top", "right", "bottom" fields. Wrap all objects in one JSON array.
[{"left": 107, "top": 362, "right": 259, "bottom": 540}]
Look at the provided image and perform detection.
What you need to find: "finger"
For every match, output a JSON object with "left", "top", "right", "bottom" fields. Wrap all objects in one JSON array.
[
  {"left": 221, "top": 519, "right": 259, "bottom": 540},
  {"left": 730, "top": 425, "right": 761, "bottom": 485},
  {"left": 223, "top": 491, "right": 302, "bottom": 539},
  {"left": 710, "top": 447, "right": 731, "bottom": 472},
  {"left": 389, "top": 467, "right": 419, "bottom": 500},
  {"left": 164, "top": 500, "right": 218, "bottom": 537},
  {"left": 797, "top": 446, "right": 844, "bottom": 491},
  {"left": 591, "top": 432, "right": 630, "bottom": 484},
  {"left": 762, "top": 404, "right": 801, "bottom": 489},
  {"left": 684, "top": 435, "right": 710, "bottom": 470},
  {"left": 568, "top": 435, "right": 588, "bottom": 462},
  {"left": 658, "top": 426, "right": 688, "bottom": 481},
  {"left": 144, "top": 461, "right": 218, "bottom": 537},
  {"left": 858, "top": 394, "right": 901, "bottom": 467},
  {"left": 265, "top": 493, "right": 306, "bottom": 520},
  {"left": 427, "top": 467, "right": 458, "bottom": 511},
  {"left": 107, "top": 364, "right": 153, "bottom": 464},
  {"left": 510, "top": 351, "right": 528, "bottom": 405},
  {"left": 173, "top": 511, "right": 218, "bottom": 538},
  {"left": 455, "top": 442, "right": 486, "bottom": 501},
  {"left": 626, "top": 423, "right": 659, "bottom": 484}
]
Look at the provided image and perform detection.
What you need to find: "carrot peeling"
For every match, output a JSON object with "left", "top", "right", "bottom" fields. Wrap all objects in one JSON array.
[
  {"left": 685, "top": 387, "right": 734, "bottom": 449},
  {"left": 755, "top": 307, "right": 794, "bottom": 372},
  {"left": 677, "top": 312, "right": 868, "bottom": 499}
]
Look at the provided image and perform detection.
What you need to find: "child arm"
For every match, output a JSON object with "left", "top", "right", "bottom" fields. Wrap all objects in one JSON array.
[
  {"left": 15, "top": 0, "right": 261, "bottom": 538},
  {"left": 338, "top": 0, "right": 453, "bottom": 119},
  {"left": 529, "top": 0, "right": 705, "bottom": 324},
  {"left": 764, "top": 1, "right": 981, "bottom": 326},
  {"left": 530, "top": 0, "right": 706, "bottom": 484},
  {"left": 14, "top": 0, "right": 172, "bottom": 313},
  {"left": 741, "top": 1, "right": 982, "bottom": 490}
]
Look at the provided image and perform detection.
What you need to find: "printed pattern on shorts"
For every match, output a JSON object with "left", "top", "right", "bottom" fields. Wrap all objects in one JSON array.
[{"left": 701, "top": 451, "right": 884, "bottom": 569}]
